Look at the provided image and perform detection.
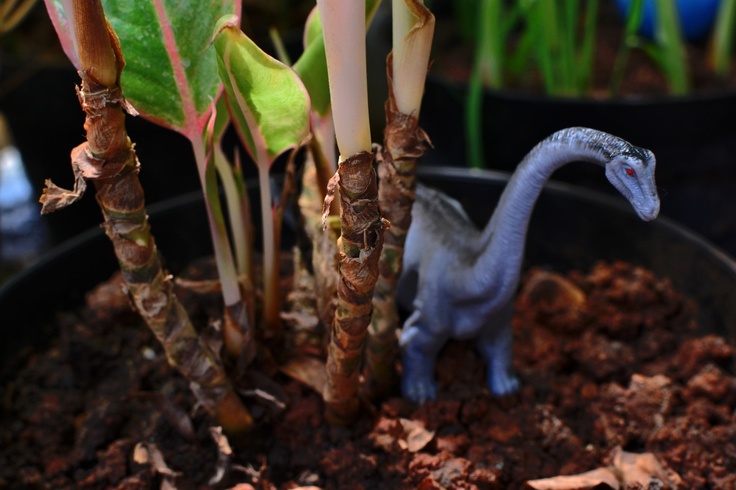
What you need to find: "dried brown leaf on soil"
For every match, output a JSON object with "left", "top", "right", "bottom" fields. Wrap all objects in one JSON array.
[
  {"left": 526, "top": 447, "right": 682, "bottom": 490},
  {"left": 612, "top": 447, "right": 683, "bottom": 488},
  {"left": 133, "top": 442, "right": 180, "bottom": 478},
  {"left": 526, "top": 467, "right": 620, "bottom": 489},
  {"left": 209, "top": 426, "right": 233, "bottom": 455},
  {"left": 399, "top": 418, "right": 436, "bottom": 452},
  {"left": 280, "top": 356, "right": 328, "bottom": 395},
  {"left": 208, "top": 426, "right": 233, "bottom": 485},
  {"left": 519, "top": 269, "right": 588, "bottom": 333}
]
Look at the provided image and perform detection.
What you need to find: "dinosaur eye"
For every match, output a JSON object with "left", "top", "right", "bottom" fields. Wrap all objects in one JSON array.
[{"left": 625, "top": 167, "right": 635, "bottom": 177}]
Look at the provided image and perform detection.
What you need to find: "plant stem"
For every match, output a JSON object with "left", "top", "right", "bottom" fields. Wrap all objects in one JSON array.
[
  {"left": 653, "top": 0, "right": 689, "bottom": 94},
  {"left": 367, "top": 55, "right": 430, "bottom": 399},
  {"left": 316, "top": 0, "right": 371, "bottom": 159},
  {"left": 610, "top": 0, "right": 645, "bottom": 95},
  {"left": 258, "top": 163, "right": 280, "bottom": 335},
  {"left": 366, "top": 0, "right": 433, "bottom": 400},
  {"left": 578, "top": 0, "right": 598, "bottom": 93},
  {"left": 213, "top": 146, "right": 253, "bottom": 283},
  {"left": 191, "top": 134, "right": 253, "bottom": 361},
  {"left": 318, "top": 0, "right": 384, "bottom": 423},
  {"left": 466, "top": 0, "right": 500, "bottom": 169},
  {"left": 322, "top": 151, "right": 384, "bottom": 423},
  {"left": 40, "top": 0, "right": 252, "bottom": 432},
  {"left": 710, "top": 0, "right": 736, "bottom": 79}
]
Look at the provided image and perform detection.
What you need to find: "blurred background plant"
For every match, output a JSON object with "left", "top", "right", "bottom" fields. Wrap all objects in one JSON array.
[
  {"left": 415, "top": 0, "right": 736, "bottom": 257},
  {"left": 444, "top": 0, "right": 734, "bottom": 96},
  {"left": 438, "top": 0, "right": 736, "bottom": 168},
  {"left": 0, "top": 0, "right": 37, "bottom": 35}
]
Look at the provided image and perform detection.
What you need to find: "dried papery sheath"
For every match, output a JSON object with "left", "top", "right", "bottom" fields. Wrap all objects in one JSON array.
[{"left": 322, "top": 150, "right": 386, "bottom": 423}]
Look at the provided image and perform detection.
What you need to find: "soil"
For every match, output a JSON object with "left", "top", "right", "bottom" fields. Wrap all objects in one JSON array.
[{"left": 2, "top": 259, "right": 735, "bottom": 489}]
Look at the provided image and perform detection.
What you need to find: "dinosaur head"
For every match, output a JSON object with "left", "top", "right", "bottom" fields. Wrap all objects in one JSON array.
[{"left": 605, "top": 147, "right": 660, "bottom": 221}]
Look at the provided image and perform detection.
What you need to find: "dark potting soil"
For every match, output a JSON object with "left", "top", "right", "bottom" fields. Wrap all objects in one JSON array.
[{"left": 1, "top": 260, "right": 735, "bottom": 489}]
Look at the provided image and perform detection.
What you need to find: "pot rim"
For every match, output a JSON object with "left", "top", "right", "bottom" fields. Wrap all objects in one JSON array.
[
  {"left": 4, "top": 167, "right": 735, "bottom": 296},
  {"left": 418, "top": 166, "right": 736, "bottom": 272},
  {"left": 428, "top": 74, "right": 736, "bottom": 108}
]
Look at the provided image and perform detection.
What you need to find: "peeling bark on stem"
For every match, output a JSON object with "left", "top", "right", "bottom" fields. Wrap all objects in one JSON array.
[
  {"left": 322, "top": 150, "right": 385, "bottom": 424},
  {"left": 366, "top": 57, "right": 431, "bottom": 399},
  {"left": 299, "top": 152, "right": 339, "bottom": 332},
  {"left": 39, "top": 0, "right": 252, "bottom": 432}
]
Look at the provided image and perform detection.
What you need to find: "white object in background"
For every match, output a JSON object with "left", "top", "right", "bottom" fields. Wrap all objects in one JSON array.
[{"left": 0, "top": 145, "right": 48, "bottom": 265}]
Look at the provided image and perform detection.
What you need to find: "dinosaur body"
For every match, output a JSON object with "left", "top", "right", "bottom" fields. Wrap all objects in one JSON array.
[{"left": 398, "top": 127, "right": 660, "bottom": 403}]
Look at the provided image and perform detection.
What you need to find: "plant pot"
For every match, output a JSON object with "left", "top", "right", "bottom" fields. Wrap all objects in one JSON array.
[
  {"left": 419, "top": 78, "right": 736, "bottom": 259},
  {"left": 613, "top": 0, "right": 721, "bottom": 40},
  {"left": 0, "top": 60, "right": 265, "bottom": 281},
  {"left": 0, "top": 62, "right": 202, "bottom": 247},
  {"left": 2, "top": 168, "right": 735, "bottom": 488}
]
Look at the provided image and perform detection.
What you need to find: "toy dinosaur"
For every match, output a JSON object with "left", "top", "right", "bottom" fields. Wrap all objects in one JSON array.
[{"left": 398, "top": 127, "right": 660, "bottom": 403}]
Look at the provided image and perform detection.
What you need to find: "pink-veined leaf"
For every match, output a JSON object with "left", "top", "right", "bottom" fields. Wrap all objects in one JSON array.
[
  {"left": 44, "top": 0, "right": 79, "bottom": 69},
  {"left": 45, "top": 0, "right": 240, "bottom": 138}
]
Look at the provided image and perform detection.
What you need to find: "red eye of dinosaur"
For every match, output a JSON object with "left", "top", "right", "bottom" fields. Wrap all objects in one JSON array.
[{"left": 626, "top": 167, "right": 635, "bottom": 176}]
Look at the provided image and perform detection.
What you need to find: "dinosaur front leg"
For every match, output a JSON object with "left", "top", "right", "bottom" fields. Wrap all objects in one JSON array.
[
  {"left": 476, "top": 303, "right": 520, "bottom": 396},
  {"left": 399, "top": 307, "right": 446, "bottom": 404}
]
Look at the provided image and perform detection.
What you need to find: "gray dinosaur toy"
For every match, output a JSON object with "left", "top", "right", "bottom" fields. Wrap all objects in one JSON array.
[{"left": 397, "top": 127, "right": 660, "bottom": 404}]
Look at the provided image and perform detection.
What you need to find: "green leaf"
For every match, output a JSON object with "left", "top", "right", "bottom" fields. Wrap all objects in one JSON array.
[
  {"left": 293, "top": 0, "right": 382, "bottom": 117},
  {"left": 212, "top": 94, "right": 231, "bottom": 143},
  {"left": 45, "top": 0, "right": 79, "bottom": 69},
  {"left": 293, "top": 7, "right": 330, "bottom": 116},
  {"left": 99, "top": 0, "right": 239, "bottom": 136},
  {"left": 213, "top": 15, "right": 310, "bottom": 168},
  {"left": 303, "top": 6, "right": 323, "bottom": 48}
]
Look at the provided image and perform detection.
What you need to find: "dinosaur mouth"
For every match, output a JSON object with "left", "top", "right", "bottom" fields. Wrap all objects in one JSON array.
[{"left": 636, "top": 200, "right": 660, "bottom": 221}]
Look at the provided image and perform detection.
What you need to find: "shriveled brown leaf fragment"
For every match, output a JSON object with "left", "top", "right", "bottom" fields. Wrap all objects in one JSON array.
[
  {"left": 209, "top": 426, "right": 233, "bottom": 455},
  {"left": 526, "top": 447, "right": 682, "bottom": 490},
  {"left": 526, "top": 467, "right": 619, "bottom": 490},
  {"left": 39, "top": 173, "right": 87, "bottom": 214},
  {"left": 398, "top": 418, "right": 435, "bottom": 452},
  {"left": 133, "top": 442, "right": 180, "bottom": 478},
  {"left": 280, "top": 356, "right": 328, "bottom": 395},
  {"left": 208, "top": 426, "right": 232, "bottom": 485},
  {"left": 612, "top": 447, "right": 683, "bottom": 488},
  {"left": 519, "top": 269, "right": 588, "bottom": 333}
]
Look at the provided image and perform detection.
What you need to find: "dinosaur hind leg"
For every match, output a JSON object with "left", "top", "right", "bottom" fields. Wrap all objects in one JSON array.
[
  {"left": 399, "top": 308, "right": 446, "bottom": 404},
  {"left": 476, "top": 303, "right": 520, "bottom": 396}
]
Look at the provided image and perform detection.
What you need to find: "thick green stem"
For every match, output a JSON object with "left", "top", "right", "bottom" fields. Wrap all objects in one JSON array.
[
  {"left": 322, "top": 151, "right": 385, "bottom": 424},
  {"left": 366, "top": 58, "right": 430, "bottom": 400}
]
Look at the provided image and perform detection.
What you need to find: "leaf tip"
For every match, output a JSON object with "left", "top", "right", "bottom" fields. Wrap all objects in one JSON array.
[{"left": 212, "top": 14, "right": 241, "bottom": 44}]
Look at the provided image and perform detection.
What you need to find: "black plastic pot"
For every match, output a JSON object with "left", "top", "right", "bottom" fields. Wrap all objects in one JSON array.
[
  {"left": 0, "top": 62, "right": 261, "bottom": 251},
  {"left": 420, "top": 78, "right": 736, "bottom": 258},
  {"left": 2, "top": 167, "right": 735, "bottom": 373}
]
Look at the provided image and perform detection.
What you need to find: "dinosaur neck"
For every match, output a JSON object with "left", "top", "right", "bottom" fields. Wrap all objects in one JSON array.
[{"left": 469, "top": 128, "right": 614, "bottom": 299}]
